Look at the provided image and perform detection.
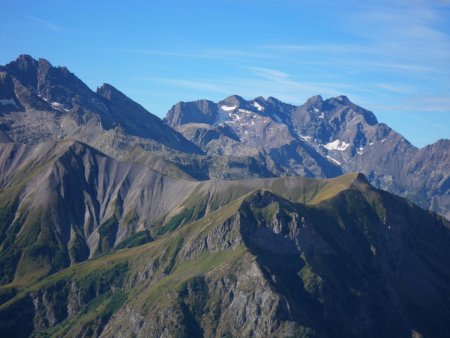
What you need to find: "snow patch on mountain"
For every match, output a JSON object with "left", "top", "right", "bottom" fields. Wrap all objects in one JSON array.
[
  {"left": 51, "top": 101, "right": 71, "bottom": 112},
  {"left": 253, "top": 102, "right": 264, "bottom": 111},
  {"left": 326, "top": 155, "right": 341, "bottom": 166},
  {"left": 324, "top": 139, "right": 350, "bottom": 151},
  {"left": 220, "top": 105, "right": 236, "bottom": 112},
  {"left": 299, "top": 135, "right": 312, "bottom": 142}
]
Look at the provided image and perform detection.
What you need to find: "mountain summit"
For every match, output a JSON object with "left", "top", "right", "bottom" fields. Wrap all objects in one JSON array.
[{"left": 0, "top": 54, "right": 202, "bottom": 155}]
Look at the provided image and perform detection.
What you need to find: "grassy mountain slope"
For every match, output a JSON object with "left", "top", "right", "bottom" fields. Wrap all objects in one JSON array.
[
  {"left": 1, "top": 174, "right": 449, "bottom": 338},
  {"left": 0, "top": 139, "right": 361, "bottom": 287}
]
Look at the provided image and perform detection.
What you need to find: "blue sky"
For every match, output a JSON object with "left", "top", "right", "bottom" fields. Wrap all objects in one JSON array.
[{"left": 1, "top": 0, "right": 449, "bottom": 147}]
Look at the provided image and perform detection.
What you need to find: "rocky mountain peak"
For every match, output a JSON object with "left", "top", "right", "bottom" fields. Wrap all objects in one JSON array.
[
  {"left": 219, "top": 94, "right": 247, "bottom": 108},
  {"left": 1, "top": 54, "right": 94, "bottom": 112},
  {"left": 3, "top": 55, "right": 54, "bottom": 84},
  {"left": 265, "top": 96, "right": 279, "bottom": 104},
  {"left": 322, "top": 95, "right": 378, "bottom": 126},
  {"left": 334, "top": 95, "right": 351, "bottom": 104},
  {"left": 1, "top": 55, "right": 39, "bottom": 89},
  {"left": 0, "top": 55, "right": 204, "bottom": 156},
  {"left": 12, "top": 54, "right": 42, "bottom": 70},
  {"left": 349, "top": 172, "right": 371, "bottom": 190},
  {"left": 254, "top": 95, "right": 266, "bottom": 103},
  {"left": 425, "top": 138, "right": 450, "bottom": 152},
  {"left": 305, "top": 94, "right": 324, "bottom": 107},
  {"left": 165, "top": 99, "right": 218, "bottom": 128},
  {"left": 96, "top": 83, "right": 127, "bottom": 101}
]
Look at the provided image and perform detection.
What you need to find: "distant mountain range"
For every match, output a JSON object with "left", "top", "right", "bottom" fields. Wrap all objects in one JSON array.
[
  {"left": 0, "top": 55, "right": 449, "bottom": 337},
  {"left": 165, "top": 94, "right": 449, "bottom": 220}
]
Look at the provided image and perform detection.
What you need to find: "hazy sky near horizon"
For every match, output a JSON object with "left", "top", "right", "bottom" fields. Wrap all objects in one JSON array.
[{"left": 1, "top": 0, "right": 449, "bottom": 147}]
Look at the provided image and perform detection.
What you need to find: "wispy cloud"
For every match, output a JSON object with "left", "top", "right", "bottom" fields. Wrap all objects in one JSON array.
[
  {"left": 133, "top": 77, "right": 226, "bottom": 93},
  {"left": 411, "top": 115, "right": 449, "bottom": 130},
  {"left": 350, "top": 1, "right": 450, "bottom": 67},
  {"left": 262, "top": 43, "right": 384, "bottom": 56},
  {"left": 125, "top": 48, "right": 271, "bottom": 61},
  {"left": 134, "top": 68, "right": 356, "bottom": 105},
  {"left": 23, "top": 15, "right": 62, "bottom": 32},
  {"left": 368, "top": 96, "right": 450, "bottom": 113},
  {"left": 246, "top": 67, "right": 290, "bottom": 81},
  {"left": 366, "top": 62, "right": 436, "bottom": 74},
  {"left": 262, "top": 1, "right": 450, "bottom": 77},
  {"left": 411, "top": 97, "right": 450, "bottom": 112},
  {"left": 374, "top": 83, "right": 415, "bottom": 94}
]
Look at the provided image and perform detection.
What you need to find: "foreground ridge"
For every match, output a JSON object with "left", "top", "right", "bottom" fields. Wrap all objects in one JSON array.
[{"left": 0, "top": 163, "right": 450, "bottom": 337}]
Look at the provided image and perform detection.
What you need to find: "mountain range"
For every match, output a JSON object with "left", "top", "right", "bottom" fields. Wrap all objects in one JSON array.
[
  {"left": 0, "top": 55, "right": 449, "bottom": 337},
  {"left": 1, "top": 55, "right": 448, "bottom": 220},
  {"left": 165, "top": 94, "right": 449, "bottom": 220}
]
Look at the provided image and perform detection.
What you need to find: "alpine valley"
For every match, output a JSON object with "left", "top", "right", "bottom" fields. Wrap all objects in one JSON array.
[{"left": 0, "top": 55, "right": 449, "bottom": 338}]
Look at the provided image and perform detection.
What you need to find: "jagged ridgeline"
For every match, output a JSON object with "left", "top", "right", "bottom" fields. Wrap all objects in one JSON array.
[
  {"left": 0, "top": 55, "right": 449, "bottom": 337},
  {"left": 164, "top": 95, "right": 450, "bottom": 220},
  {"left": 0, "top": 168, "right": 449, "bottom": 337}
]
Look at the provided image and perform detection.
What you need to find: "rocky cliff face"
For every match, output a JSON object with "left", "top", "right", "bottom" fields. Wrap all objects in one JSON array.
[{"left": 1, "top": 174, "right": 449, "bottom": 338}]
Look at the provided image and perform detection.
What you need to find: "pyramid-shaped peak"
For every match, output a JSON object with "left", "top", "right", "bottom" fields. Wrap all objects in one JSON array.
[
  {"left": 265, "top": 96, "right": 284, "bottom": 105},
  {"left": 253, "top": 96, "right": 267, "bottom": 104},
  {"left": 306, "top": 95, "right": 323, "bottom": 105},
  {"left": 220, "top": 95, "right": 247, "bottom": 107},
  {"left": 7, "top": 55, "right": 53, "bottom": 70},
  {"left": 96, "top": 83, "right": 131, "bottom": 102},
  {"left": 16, "top": 54, "right": 39, "bottom": 65},
  {"left": 97, "top": 82, "right": 116, "bottom": 91},
  {"left": 327, "top": 95, "right": 352, "bottom": 105},
  {"left": 5, "top": 55, "right": 37, "bottom": 72},
  {"left": 353, "top": 172, "right": 370, "bottom": 184},
  {"left": 97, "top": 83, "right": 119, "bottom": 95}
]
